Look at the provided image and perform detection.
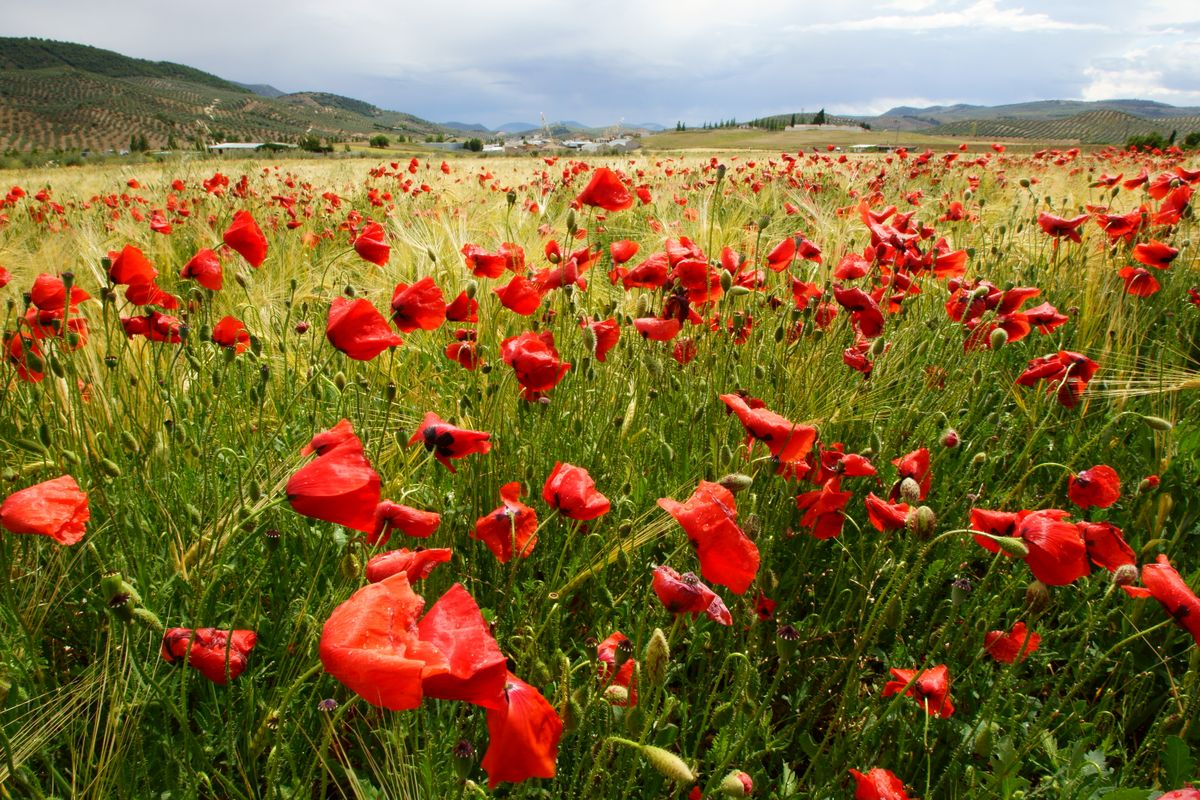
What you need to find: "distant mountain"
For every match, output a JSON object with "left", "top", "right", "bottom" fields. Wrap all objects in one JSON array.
[
  {"left": 633, "top": 122, "right": 666, "bottom": 132},
  {"left": 495, "top": 122, "right": 541, "bottom": 133},
  {"left": 0, "top": 36, "right": 446, "bottom": 152},
  {"left": 442, "top": 121, "right": 492, "bottom": 133},
  {"left": 234, "top": 81, "right": 286, "bottom": 98}
]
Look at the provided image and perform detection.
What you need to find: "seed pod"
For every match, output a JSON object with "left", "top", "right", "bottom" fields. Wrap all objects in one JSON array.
[
  {"left": 1025, "top": 580, "right": 1051, "bottom": 615},
  {"left": 1141, "top": 415, "right": 1173, "bottom": 432},
  {"left": 989, "top": 328, "right": 1008, "bottom": 349}
]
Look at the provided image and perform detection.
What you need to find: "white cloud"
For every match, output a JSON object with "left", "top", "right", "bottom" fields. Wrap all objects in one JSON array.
[
  {"left": 800, "top": 0, "right": 1104, "bottom": 33},
  {"left": 1079, "top": 38, "right": 1200, "bottom": 105}
]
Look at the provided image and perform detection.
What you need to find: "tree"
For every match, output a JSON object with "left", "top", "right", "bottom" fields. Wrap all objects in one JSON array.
[
  {"left": 813, "top": 108, "right": 827, "bottom": 125},
  {"left": 464, "top": 138, "right": 483, "bottom": 152},
  {"left": 1183, "top": 131, "right": 1200, "bottom": 149},
  {"left": 790, "top": 113, "right": 797, "bottom": 127},
  {"left": 369, "top": 134, "right": 390, "bottom": 148}
]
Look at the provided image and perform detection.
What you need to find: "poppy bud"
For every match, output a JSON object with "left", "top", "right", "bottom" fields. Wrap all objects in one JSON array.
[
  {"left": 989, "top": 328, "right": 1008, "bottom": 350},
  {"left": 719, "top": 271, "right": 733, "bottom": 293},
  {"left": 453, "top": 739, "right": 475, "bottom": 779},
  {"left": 719, "top": 770, "right": 753, "bottom": 797},
  {"left": 728, "top": 285, "right": 751, "bottom": 297},
  {"left": 1141, "top": 415, "right": 1173, "bottom": 432},
  {"left": 566, "top": 209, "right": 576, "bottom": 235},
  {"left": 1138, "top": 475, "right": 1160, "bottom": 493},
  {"left": 333, "top": 371, "right": 346, "bottom": 391},
  {"left": 870, "top": 337, "right": 887, "bottom": 357},
  {"left": 941, "top": 429, "right": 959, "bottom": 448},
  {"left": 506, "top": 190, "right": 517, "bottom": 207},
  {"left": 1025, "top": 580, "right": 1051, "bottom": 614},
  {"left": 604, "top": 684, "right": 630, "bottom": 705},
  {"left": 951, "top": 576, "right": 972, "bottom": 605},
  {"left": 985, "top": 533, "right": 1030, "bottom": 557},
  {"left": 973, "top": 722, "right": 997, "bottom": 758},
  {"left": 757, "top": 214, "right": 771, "bottom": 230},
  {"left": 295, "top": 321, "right": 310, "bottom": 334},
  {"left": 645, "top": 627, "right": 670, "bottom": 686},
  {"left": 99, "top": 458, "right": 122, "bottom": 478},
  {"left": 1019, "top": 178, "right": 1030, "bottom": 188},
  {"left": 717, "top": 473, "right": 753, "bottom": 494},
  {"left": 906, "top": 505, "right": 936, "bottom": 539},
  {"left": 1112, "top": 563, "right": 1138, "bottom": 587},
  {"left": 971, "top": 452, "right": 988, "bottom": 467},
  {"left": 629, "top": 742, "right": 695, "bottom": 785},
  {"left": 898, "top": 477, "right": 921, "bottom": 505}
]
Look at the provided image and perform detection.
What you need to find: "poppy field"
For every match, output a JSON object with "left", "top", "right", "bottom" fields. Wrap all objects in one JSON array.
[{"left": 0, "top": 143, "right": 1198, "bottom": 799}]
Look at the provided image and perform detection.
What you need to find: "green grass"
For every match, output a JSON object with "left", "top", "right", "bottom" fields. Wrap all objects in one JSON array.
[{"left": 0, "top": 150, "right": 1197, "bottom": 799}]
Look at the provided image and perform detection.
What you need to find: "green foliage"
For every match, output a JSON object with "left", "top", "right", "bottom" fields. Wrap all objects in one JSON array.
[
  {"left": 464, "top": 137, "right": 484, "bottom": 152},
  {"left": 1126, "top": 131, "right": 1169, "bottom": 150},
  {"left": 369, "top": 134, "right": 390, "bottom": 148}
]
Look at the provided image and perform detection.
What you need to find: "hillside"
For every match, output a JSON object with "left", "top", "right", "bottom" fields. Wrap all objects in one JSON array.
[
  {"left": 0, "top": 37, "right": 445, "bottom": 152},
  {"left": 930, "top": 109, "right": 1200, "bottom": 144}
]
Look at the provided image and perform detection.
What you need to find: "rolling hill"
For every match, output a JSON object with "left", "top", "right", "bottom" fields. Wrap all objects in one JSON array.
[{"left": 0, "top": 37, "right": 445, "bottom": 152}]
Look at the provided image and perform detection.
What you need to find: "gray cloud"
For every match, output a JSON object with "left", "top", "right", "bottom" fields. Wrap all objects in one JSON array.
[{"left": 6, "top": 0, "right": 1200, "bottom": 126}]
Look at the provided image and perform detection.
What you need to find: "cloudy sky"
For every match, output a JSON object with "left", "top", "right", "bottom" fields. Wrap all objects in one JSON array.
[{"left": 7, "top": 0, "right": 1200, "bottom": 127}]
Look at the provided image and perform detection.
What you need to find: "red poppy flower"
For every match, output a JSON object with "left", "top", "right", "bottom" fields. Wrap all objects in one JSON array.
[
  {"left": 417, "top": 583, "right": 508, "bottom": 709},
  {"left": 1037, "top": 211, "right": 1089, "bottom": 243},
  {"left": 576, "top": 167, "right": 633, "bottom": 212},
  {"left": 120, "top": 311, "right": 184, "bottom": 343},
  {"left": 620, "top": 252, "right": 670, "bottom": 289},
  {"left": 161, "top": 627, "right": 257, "bottom": 685},
  {"left": 480, "top": 671, "right": 564, "bottom": 788},
  {"left": 3, "top": 331, "right": 43, "bottom": 382},
  {"left": 543, "top": 462, "right": 610, "bottom": 521},
  {"left": 445, "top": 291, "right": 479, "bottom": 322},
  {"left": 390, "top": 277, "right": 447, "bottom": 332},
  {"left": 719, "top": 393, "right": 817, "bottom": 464},
  {"left": 1015, "top": 350, "right": 1099, "bottom": 408},
  {"left": 1159, "top": 789, "right": 1200, "bottom": 800},
  {"left": 354, "top": 222, "right": 390, "bottom": 266},
  {"left": 365, "top": 547, "right": 453, "bottom": 583},
  {"left": 1068, "top": 465, "right": 1120, "bottom": 509},
  {"left": 651, "top": 565, "right": 732, "bottom": 625},
  {"left": 1132, "top": 240, "right": 1178, "bottom": 269},
  {"left": 1023, "top": 301, "right": 1069, "bottom": 334},
  {"left": 596, "top": 632, "right": 637, "bottom": 706},
  {"left": 657, "top": 481, "right": 759, "bottom": 594},
  {"left": 0, "top": 475, "right": 89, "bottom": 545},
  {"left": 371, "top": 500, "right": 441, "bottom": 546},
  {"left": 408, "top": 412, "right": 491, "bottom": 473},
  {"left": 124, "top": 281, "right": 180, "bottom": 310},
  {"left": 494, "top": 274, "right": 544, "bottom": 316},
  {"left": 633, "top": 317, "right": 682, "bottom": 341},
  {"left": 1079, "top": 521, "right": 1135, "bottom": 572},
  {"left": 610, "top": 240, "right": 639, "bottom": 264},
  {"left": 1139, "top": 554, "right": 1200, "bottom": 646},
  {"left": 848, "top": 768, "right": 912, "bottom": 800},
  {"left": 984, "top": 621, "right": 1041, "bottom": 664},
  {"left": 636, "top": 185, "right": 652, "bottom": 204},
  {"left": 30, "top": 273, "right": 90, "bottom": 312},
  {"left": 865, "top": 493, "right": 910, "bottom": 532},
  {"left": 765, "top": 236, "right": 796, "bottom": 272},
  {"left": 108, "top": 244, "right": 157, "bottom": 286},
  {"left": 971, "top": 508, "right": 1090, "bottom": 586},
  {"left": 882, "top": 664, "right": 955, "bottom": 717},
  {"left": 326, "top": 297, "right": 404, "bottom": 361},
  {"left": 0, "top": 266, "right": 10, "bottom": 288},
  {"left": 212, "top": 315, "right": 250, "bottom": 354},
  {"left": 286, "top": 420, "right": 381, "bottom": 534},
  {"left": 890, "top": 448, "right": 932, "bottom": 500},
  {"left": 461, "top": 243, "right": 508, "bottom": 278},
  {"left": 501, "top": 331, "right": 570, "bottom": 400},
  {"left": 833, "top": 286, "right": 885, "bottom": 338},
  {"left": 473, "top": 482, "right": 538, "bottom": 562},
  {"left": 180, "top": 248, "right": 223, "bottom": 291},
  {"left": 1117, "top": 266, "right": 1160, "bottom": 297},
  {"left": 796, "top": 478, "right": 852, "bottom": 539},
  {"left": 319, "top": 573, "right": 450, "bottom": 710},
  {"left": 223, "top": 210, "right": 268, "bottom": 267},
  {"left": 445, "top": 337, "right": 480, "bottom": 370},
  {"left": 580, "top": 317, "right": 620, "bottom": 361}
]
